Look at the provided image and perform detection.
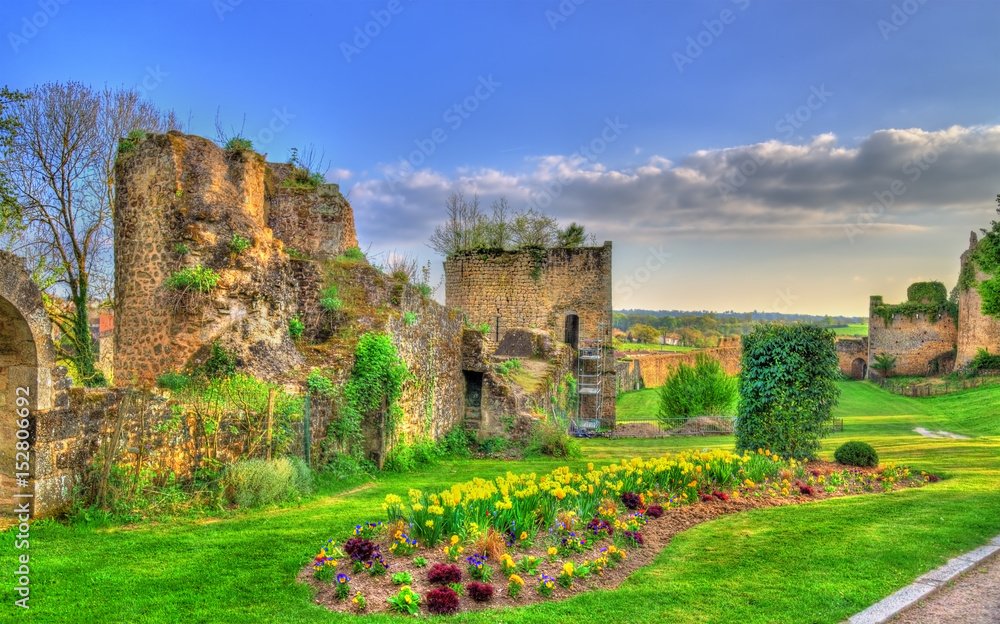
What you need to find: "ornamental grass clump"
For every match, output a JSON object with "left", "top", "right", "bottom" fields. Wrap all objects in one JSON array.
[{"left": 426, "top": 586, "right": 460, "bottom": 615}]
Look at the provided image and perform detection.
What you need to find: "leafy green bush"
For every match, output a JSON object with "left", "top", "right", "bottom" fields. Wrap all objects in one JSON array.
[
  {"left": 384, "top": 438, "right": 442, "bottom": 472},
  {"left": 117, "top": 129, "right": 147, "bottom": 154},
  {"left": 437, "top": 427, "right": 472, "bottom": 459},
  {"left": 173, "top": 243, "right": 189, "bottom": 255},
  {"left": 404, "top": 312, "right": 417, "bottom": 326},
  {"left": 735, "top": 324, "right": 841, "bottom": 460},
  {"left": 165, "top": 265, "right": 221, "bottom": 293},
  {"left": 657, "top": 353, "right": 736, "bottom": 420},
  {"left": 200, "top": 341, "right": 237, "bottom": 379},
  {"left": 495, "top": 358, "right": 524, "bottom": 377},
  {"left": 907, "top": 281, "right": 948, "bottom": 304},
  {"left": 525, "top": 423, "right": 581, "bottom": 458},
  {"left": 319, "top": 284, "right": 342, "bottom": 312},
  {"left": 834, "top": 441, "right": 879, "bottom": 467},
  {"left": 478, "top": 323, "right": 491, "bottom": 336},
  {"left": 221, "top": 457, "right": 312, "bottom": 508},
  {"left": 288, "top": 315, "right": 305, "bottom": 339},
  {"left": 969, "top": 348, "right": 1000, "bottom": 373},
  {"left": 417, "top": 283, "right": 432, "bottom": 297},
  {"left": 338, "top": 246, "right": 365, "bottom": 262},
  {"left": 224, "top": 136, "right": 253, "bottom": 152},
  {"left": 229, "top": 233, "right": 251, "bottom": 255},
  {"left": 156, "top": 371, "right": 191, "bottom": 392},
  {"left": 307, "top": 369, "right": 336, "bottom": 397}
]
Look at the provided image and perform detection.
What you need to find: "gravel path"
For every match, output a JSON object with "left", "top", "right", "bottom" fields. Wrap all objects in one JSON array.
[{"left": 891, "top": 552, "right": 1000, "bottom": 624}]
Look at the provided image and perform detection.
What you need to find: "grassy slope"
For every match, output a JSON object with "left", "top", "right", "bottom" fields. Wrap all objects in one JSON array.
[
  {"left": 615, "top": 387, "right": 661, "bottom": 421},
  {"left": 5, "top": 382, "right": 1000, "bottom": 623}
]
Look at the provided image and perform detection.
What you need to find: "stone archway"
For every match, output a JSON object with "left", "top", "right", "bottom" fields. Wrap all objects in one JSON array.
[
  {"left": 850, "top": 357, "right": 868, "bottom": 380},
  {"left": 0, "top": 252, "right": 57, "bottom": 519}
]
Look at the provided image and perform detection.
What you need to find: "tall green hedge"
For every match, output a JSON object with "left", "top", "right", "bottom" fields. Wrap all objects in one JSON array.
[{"left": 735, "top": 324, "right": 841, "bottom": 460}]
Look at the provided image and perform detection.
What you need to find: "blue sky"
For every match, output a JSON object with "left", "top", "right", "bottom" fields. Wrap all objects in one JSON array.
[{"left": 3, "top": 0, "right": 998, "bottom": 316}]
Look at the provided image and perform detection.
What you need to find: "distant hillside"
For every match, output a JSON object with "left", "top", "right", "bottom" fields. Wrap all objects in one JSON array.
[{"left": 616, "top": 309, "right": 863, "bottom": 325}]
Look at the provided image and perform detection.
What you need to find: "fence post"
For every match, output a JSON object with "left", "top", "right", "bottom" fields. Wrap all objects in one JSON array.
[
  {"left": 266, "top": 388, "right": 275, "bottom": 461},
  {"left": 304, "top": 395, "right": 311, "bottom": 466}
]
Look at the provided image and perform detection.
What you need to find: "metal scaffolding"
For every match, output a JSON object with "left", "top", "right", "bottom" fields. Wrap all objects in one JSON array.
[{"left": 571, "top": 321, "right": 609, "bottom": 436}]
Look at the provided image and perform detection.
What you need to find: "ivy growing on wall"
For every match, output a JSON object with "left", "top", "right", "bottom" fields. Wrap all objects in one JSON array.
[
  {"left": 330, "top": 332, "right": 410, "bottom": 458},
  {"left": 872, "top": 281, "right": 958, "bottom": 327}
]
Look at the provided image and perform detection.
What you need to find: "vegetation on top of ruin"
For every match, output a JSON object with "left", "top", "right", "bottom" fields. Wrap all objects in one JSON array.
[
  {"left": 428, "top": 192, "right": 595, "bottom": 257},
  {"left": 968, "top": 193, "right": 1000, "bottom": 317},
  {"left": 871, "top": 281, "right": 959, "bottom": 328}
]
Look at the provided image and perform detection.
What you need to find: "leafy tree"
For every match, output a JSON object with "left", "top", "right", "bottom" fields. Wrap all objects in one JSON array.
[
  {"left": 871, "top": 352, "right": 898, "bottom": 378},
  {"left": 971, "top": 194, "right": 1000, "bottom": 317},
  {"left": 628, "top": 323, "right": 659, "bottom": 344},
  {"left": 3, "top": 81, "right": 177, "bottom": 385},
  {"left": 0, "top": 86, "right": 29, "bottom": 238},
  {"left": 556, "top": 222, "right": 588, "bottom": 247},
  {"left": 735, "top": 324, "right": 841, "bottom": 460},
  {"left": 657, "top": 354, "right": 737, "bottom": 421}
]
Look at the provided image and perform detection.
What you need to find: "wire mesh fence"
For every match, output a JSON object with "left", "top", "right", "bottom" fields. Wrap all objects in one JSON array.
[{"left": 584, "top": 416, "right": 845, "bottom": 439}]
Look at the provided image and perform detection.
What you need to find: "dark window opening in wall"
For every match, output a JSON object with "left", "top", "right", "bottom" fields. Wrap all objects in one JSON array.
[
  {"left": 565, "top": 314, "right": 579, "bottom": 350},
  {"left": 463, "top": 370, "right": 483, "bottom": 408}
]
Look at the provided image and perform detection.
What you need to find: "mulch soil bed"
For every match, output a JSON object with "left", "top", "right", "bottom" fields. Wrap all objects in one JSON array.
[{"left": 300, "top": 460, "right": 921, "bottom": 615}]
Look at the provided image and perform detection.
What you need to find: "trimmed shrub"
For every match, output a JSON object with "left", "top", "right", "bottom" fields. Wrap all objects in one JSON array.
[
  {"left": 221, "top": 457, "right": 312, "bottom": 507},
  {"left": 834, "top": 441, "right": 879, "bottom": 467},
  {"left": 736, "top": 324, "right": 841, "bottom": 460}
]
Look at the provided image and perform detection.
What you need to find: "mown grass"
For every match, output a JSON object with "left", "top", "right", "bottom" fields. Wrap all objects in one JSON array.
[
  {"left": 832, "top": 323, "right": 869, "bottom": 337},
  {"left": 615, "top": 386, "right": 661, "bottom": 421},
  {"left": 4, "top": 381, "right": 1000, "bottom": 623}
]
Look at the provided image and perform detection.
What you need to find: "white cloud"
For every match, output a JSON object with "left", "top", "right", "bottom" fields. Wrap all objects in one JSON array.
[{"left": 347, "top": 125, "right": 1000, "bottom": 250}]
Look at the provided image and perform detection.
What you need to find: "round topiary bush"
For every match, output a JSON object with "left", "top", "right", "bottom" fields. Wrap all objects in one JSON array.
[{"left": 834, "top": 440, "right": 879, "bottom": 467}]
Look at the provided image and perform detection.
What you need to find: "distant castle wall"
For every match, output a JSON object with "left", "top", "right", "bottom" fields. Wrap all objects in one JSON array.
[
  {"left": 615, "top": 338, "right": 742, "bottom": 391},
  {"left": 867, "top": 296, "right": 957, "bottom": 377}
]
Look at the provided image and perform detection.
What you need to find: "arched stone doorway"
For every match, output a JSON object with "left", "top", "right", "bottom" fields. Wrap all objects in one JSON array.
[
  {"left": 850, "top": 357, "right": 868, "bottom": 380},
  {"left": 0, "top": 252, "right": 57, "bottom": 520}
]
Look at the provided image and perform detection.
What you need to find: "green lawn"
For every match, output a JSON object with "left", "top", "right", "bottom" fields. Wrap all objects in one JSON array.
[
  {"left": 616, "top": 386, "right": 660, "bottom": 421},
  {"left": 6, "top": 381, "right": 1000, "bottom": 623},
  {"left": 833, "top": 323, "right": 869, "bottom": 337}
]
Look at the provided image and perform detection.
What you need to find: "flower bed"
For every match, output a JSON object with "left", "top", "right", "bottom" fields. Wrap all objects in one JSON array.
[{"left": 300, "top": 449, "right": 934, "bottom": 615}]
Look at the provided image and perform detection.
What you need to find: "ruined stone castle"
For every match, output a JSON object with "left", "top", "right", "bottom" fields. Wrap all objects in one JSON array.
[
  {"left": 1, "top": 131, "right": 615, "bottom": 519},
  {"left": 838, "top": 233, "right": 1000, "bottom": 379}
]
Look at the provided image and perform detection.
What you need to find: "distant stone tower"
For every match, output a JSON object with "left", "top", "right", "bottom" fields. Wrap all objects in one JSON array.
[
  {"left": 444, "top": 243, "right": 615, "bottom": 425},
  {"left": 956, "top": 232, "right": 1000, "bottom": 368}
]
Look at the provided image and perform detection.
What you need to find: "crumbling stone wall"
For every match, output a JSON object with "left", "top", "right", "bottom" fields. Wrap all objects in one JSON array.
[
  {"left": 836, "top": 338, "right": 869, "bottom": 379},
  {"left": 444, "top": 244, "right": 615, "bottom": 423},
  {"left": 867, "top": 296, "right": 957, "bottom": 376},
  {"left": 0, "top": 252, "right": 63, "bottom": 518},
  {"left": 622, "top": 338, "right": 742, "bottom": 389},
  {"left": 956, "top": 233, "right": 1000, "bottom": 369}
]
